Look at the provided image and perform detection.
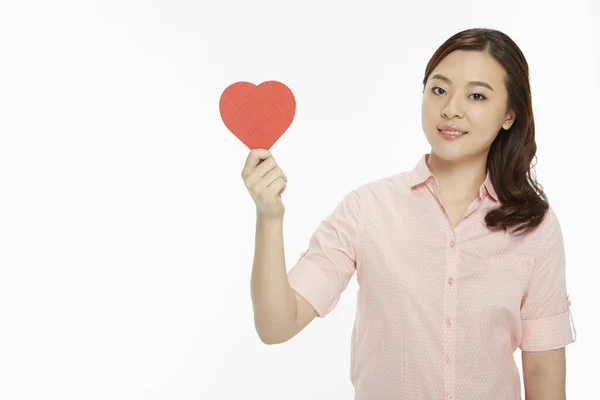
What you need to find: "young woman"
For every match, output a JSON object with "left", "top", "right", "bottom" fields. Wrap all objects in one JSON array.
[{"left": 243, "top": 28, "right": 576, "bottom": 400}]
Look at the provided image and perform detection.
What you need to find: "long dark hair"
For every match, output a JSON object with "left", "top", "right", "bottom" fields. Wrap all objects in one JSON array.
[{"left": 422, "top": 28, "right": 549, "bottom": 236}]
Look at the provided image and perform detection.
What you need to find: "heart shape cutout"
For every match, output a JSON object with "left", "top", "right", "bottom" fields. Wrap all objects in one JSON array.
[{"left": 219, "top": 80, "right": 296, "bottom": 150}]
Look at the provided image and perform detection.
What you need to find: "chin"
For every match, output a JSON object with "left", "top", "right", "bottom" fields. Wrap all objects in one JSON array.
[
  {"left": 425, "top": 131, "right": 462, "bottom": 151},
  {"left": 426, "top": 138, "right": 472, "bottom": 162},
  {"left": 430, "top": 148, "right": 466, "bottom": 162}
]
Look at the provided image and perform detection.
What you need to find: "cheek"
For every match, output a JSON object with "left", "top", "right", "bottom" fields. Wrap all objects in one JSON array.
[
  {"left": 469, "top": 107, "right": 502, "bottom": 130},
  {"left": 421, "top": 98, "right": 437, "bottom": 121},
  {"left": 421, "top": 102, "right": 436, "bottom": 131}
]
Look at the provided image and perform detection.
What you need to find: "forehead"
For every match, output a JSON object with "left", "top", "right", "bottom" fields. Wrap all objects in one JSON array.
[{"left": 430, "top": 50, "right": 506, "bottom": 85}]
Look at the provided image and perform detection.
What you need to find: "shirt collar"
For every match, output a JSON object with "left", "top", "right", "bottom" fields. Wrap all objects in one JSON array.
[{"left": 408, "top": 154, "right": 498, "bottom": 202}]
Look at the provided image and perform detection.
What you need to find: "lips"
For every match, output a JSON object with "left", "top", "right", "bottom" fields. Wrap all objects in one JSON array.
[
  {"left": 438, "top": 125, "right": 466, "bottom": 132},
  {"left": 438, "top": 128, "right": 467, "bottom": 135},
  {"left": 438, "top": 129, "right": 466, "bottom": 141},
  {"left": 438, "top": 127, "right": 467, "bottom": 135}
]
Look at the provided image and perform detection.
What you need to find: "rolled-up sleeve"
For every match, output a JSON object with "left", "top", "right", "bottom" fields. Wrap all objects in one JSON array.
[
  {"left": 519, "top": 207, "right": 577, "bottom": 351},
  {"left": 287, "top": 189, "right": 361, "bottom": 318}
]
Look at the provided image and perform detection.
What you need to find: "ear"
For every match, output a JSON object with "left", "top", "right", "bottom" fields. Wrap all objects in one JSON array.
[{"left": 502, "top": 110, "right": 516, "bottom": 130}]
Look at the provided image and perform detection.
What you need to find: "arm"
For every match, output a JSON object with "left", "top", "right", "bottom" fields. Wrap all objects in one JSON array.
[
  {"left": 242, "top": 150, "right": 318, "bottom": 345},
  {"left": 519, "top": 208, "right": 575, "bottom": 399},
  {"left": 522, "top": 347, "right": 566, "bottom": 400},
  {"left": 252, "top": 186, "right": 360, "bottom": 344},
  {"left": 250, "top": 215, "right": 317, "bottom": 345}
]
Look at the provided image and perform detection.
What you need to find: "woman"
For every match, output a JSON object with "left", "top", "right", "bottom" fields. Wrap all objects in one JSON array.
[{"left": 243, "top": 28, "right": 576, "bottom": 400}]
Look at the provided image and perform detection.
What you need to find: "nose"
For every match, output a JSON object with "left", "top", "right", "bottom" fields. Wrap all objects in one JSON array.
[{"left": 442, "top": 95, "right": 463, "bottom": 119}]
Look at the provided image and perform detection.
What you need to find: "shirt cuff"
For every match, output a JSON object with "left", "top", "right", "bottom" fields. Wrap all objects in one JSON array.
[
  {"left": 288, "top": 257, "right": 340, "bottom": 318},
  {"left": 520, "top": 308, "right": 576, "bottom": 351}
]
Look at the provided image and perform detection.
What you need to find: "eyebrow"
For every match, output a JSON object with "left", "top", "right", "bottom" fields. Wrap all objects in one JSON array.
[{"left": 430, "top": 73, "right": 494, "bottom": 92}]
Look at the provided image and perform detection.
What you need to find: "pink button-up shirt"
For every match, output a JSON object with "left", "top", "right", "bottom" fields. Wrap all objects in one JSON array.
[{"left": 287, "top": 153, "right": 577, "bottom": 399}]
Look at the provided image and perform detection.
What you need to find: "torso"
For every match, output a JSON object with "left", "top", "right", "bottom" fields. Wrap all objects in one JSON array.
[
  {"left": 442, "top": 199, "right": 473, "bottom": 229},
  {"left": 439, "top": 182, "right": 483, "bottom": 230}
]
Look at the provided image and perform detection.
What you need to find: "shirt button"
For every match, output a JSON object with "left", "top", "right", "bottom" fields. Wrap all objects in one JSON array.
[
  {"left": 447, "top": 395, "right": 453, "bottom": 400},
  {"left": 449, "top": 240, "right": 455, "bottom": 247},
  {"left": 445, "top": 355, "right": 451, "bottom": 363},
  {"left": 447, "top": 277, "right": 454, "bottom": 285},
  {"left": 445, "top": 317, "right": 452, "bottom": 326}
]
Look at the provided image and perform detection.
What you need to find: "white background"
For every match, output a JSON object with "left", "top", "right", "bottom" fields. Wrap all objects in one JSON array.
[{"left": 0, "top": 1, "right": 598, "bottom": 399}]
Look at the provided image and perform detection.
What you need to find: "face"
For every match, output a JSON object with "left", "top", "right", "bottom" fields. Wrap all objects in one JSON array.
[{"left": 421, "top": 50, "right": 515, "bottom": 162}]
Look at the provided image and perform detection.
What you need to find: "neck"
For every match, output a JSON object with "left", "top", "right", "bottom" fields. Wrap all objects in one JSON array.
[{"left": 426, "top": 151, "right": 488, "bottom": 202}]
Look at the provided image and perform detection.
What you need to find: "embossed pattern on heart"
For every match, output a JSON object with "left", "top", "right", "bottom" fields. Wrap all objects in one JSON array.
[{"left": 219, "top": 81, "right": 296, "bottom": 149}]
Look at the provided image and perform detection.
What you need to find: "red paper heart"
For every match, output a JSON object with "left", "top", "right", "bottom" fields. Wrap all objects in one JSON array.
[{"left": 219, "top": 81, "right": 296, "bottom": 150}]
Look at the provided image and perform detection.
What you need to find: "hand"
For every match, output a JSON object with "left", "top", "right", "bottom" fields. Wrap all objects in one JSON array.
[{"left": 241, "top": 148, "right": 287, "bottom": 220}]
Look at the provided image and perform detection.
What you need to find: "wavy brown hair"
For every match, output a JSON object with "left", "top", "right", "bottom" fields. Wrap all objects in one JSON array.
[{"left": 422, "top": 28, "right": 549, "bottom": 236}]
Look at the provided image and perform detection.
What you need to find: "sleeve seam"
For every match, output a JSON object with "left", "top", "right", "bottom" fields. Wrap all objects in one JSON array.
[
  {"left": 526, "top": 206, "right": 555, "bottom": 286},
  {"left": 355, "top": 188, "right": 364, "bottom": 263},
  {"left": 521, "top": 308, "right": 569, "bottom": 321}
]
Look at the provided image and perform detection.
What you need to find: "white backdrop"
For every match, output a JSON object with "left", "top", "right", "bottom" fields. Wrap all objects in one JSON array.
[{"left": 0, "top": 1, "right": 597, "bottom": 399}]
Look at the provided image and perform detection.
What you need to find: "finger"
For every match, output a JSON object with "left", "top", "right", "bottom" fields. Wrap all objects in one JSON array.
[
  {"left": 246, "top": 157, "right": 278, "bottom": 188},
  {"left": 258, "top": 157, "right": 286, "bottom": 182},
  {"left": 242, "top": 148, "right": 271, "bottom": 177},
  {"left": 254, "top": 165, "right": 285, "bottom": 193},
  {"left": 266, "top": 176, "right": 287, "bottom": 197}
]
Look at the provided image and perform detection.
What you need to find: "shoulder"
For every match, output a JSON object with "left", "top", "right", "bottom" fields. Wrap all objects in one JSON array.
[
  {"left": 337, "top": 170, "right": 415, "bottom": 220},
  {"left": 533, "top": 204, "right": 563, "bottom": 239},
  {"left": 523, "top": 203, "right": 565, "bottom": 259},
  {"left": 352, "top": 170, "right": 413, "bottom": 202}
]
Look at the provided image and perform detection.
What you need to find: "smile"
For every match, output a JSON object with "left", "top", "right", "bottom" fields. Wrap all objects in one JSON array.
[
  {"left": 439, "top": 129, "right": 466, "bottom": 135},
  {"left": 438, "top": 129, "right": 467, "bottom": 141}
]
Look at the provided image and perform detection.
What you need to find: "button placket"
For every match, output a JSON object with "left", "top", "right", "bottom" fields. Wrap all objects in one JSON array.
[{"left": 443, "top": 231, "right": 458, "bottom": 398}]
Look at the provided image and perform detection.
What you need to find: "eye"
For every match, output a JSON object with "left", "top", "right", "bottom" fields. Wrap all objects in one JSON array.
[
  {"left": 470, "top": 93, "right": 487, "bottom": 101},
  {"left": 431, "top": 86, "right": 487, "bottom": 101}
]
